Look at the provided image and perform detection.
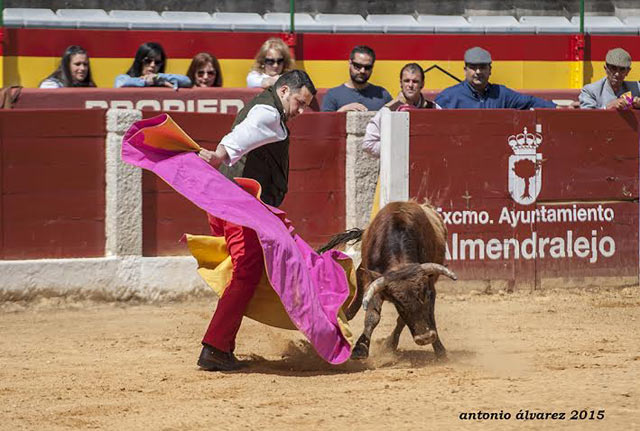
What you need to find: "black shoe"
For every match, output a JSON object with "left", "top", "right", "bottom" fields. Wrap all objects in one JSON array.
[{"left": 197, "top": 344, "right": 245, "bottom": 371}]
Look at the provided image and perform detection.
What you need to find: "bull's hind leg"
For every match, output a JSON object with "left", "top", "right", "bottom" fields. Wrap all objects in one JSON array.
[
  {"left": 384, "top": 316, "right": 405, "bottom": 351},
  {"left": 351, "top": 294, "right": 383, "bottom": 360},
  {"left": 429, "top": 283, "right": 446, "bottom": 358}
]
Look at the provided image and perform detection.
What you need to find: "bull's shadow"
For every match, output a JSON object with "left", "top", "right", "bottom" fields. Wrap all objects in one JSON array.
[
  {"left": 378, "top": 347, "right": 477, "bottom": 368},
  {"left": 231, "top": 340, "right": 368, "bottom": 376},
  {"left": 218, "top": 341, "right": 475, "bottom": 376}
]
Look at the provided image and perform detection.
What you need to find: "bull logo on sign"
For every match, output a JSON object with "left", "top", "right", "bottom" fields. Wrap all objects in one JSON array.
[{"left": 508, "top": 126, "right": 542, "bottom": 206}]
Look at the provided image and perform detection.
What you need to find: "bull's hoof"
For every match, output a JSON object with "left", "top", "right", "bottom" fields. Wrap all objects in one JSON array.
[
  {"left": 433, "top": 340, "right": 447, "bottom": 359},
  {"left": 383, "top": 335, "right": 399, "bottom": 352},
  {"left": 351, "top": 342, "right": 369, "bottom": 360}
]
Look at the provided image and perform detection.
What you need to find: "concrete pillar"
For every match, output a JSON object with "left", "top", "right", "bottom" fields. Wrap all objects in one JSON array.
[
  {"left": 379, "top": 110, "right": 409, "bottom": 207},
  {"left": 345, "top": 111, "right": 378, "bottom": 229},
  {"left": 105, "top": 109, "right": 143, "bottom": 256}
]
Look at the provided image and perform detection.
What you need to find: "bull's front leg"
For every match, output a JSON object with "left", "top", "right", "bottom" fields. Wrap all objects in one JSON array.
[
  {"left": 384, "top": 316, "right": 405, "bottom": 351},
  {"left": 351, "top": 294, "right": 384, "bottom": 360},
  {"left": 429, "top": 285, "right": 446, "bottom": 358}
]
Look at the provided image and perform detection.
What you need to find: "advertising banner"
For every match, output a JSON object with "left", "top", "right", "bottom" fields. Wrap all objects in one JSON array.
[{"left": 409, "top": 110, "right": 639, "bottom": 286}]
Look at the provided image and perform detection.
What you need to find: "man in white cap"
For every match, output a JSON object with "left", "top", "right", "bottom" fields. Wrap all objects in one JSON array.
[
  {"left": 580, "top": 48, "right": 640, "bottom": 110},
  {"left": 362, "top": 62, "right": 439, "bottom": 157},
  {"left": 435, "top": 46, "right": 556, "bottom": 109}
]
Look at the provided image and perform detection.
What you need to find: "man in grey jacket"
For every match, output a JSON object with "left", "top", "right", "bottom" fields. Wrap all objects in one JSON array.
[{"left": 580, "top": 48, "right": 640, "bottom": 110}]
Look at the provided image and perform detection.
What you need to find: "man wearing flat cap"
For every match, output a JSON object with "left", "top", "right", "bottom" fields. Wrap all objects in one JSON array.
[
  {"left": 435, "top": 47, "right": 556, "bottom": 109},
  {"left": 580, "top": 48, "right": 640, "bottom": 110}
]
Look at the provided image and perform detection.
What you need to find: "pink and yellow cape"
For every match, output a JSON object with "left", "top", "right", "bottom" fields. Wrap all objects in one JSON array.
[{"left": 121, "top": 113, "right": 356, "bottom": 364}]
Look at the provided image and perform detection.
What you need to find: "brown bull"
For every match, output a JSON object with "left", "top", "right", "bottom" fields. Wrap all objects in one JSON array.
[{"left": 318, "top": 201, "right": 456, "bottom": 360}]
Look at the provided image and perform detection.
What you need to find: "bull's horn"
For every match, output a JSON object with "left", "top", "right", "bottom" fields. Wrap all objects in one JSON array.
[
  {"left": 419, "top": 263, "right": 458, "bottom": 281},
  {"left": 362, "top": 277, "right": 386, "bottom": 310}
]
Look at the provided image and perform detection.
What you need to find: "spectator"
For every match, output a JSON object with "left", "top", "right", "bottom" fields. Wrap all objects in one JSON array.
[
  {"left": 363, "top": 63, "right": 439, "bottom": 157},
  {"left": 246, "top": 38, "right": 294, "bottom": 89},
  {"left": 39, "top": 45, "right": 96, "bottom": 88},
  {"left": 186, "top": 52, "right": 223, "bottom": 88},
  {"left": 580, "top": 48, "right": 640, "bottom": 110},
  {"left": 321, "top": 45, "right": 392, "bottom": 112},
  {"left": 435, "top": 47, "right": 556, "bottom": 109},
  {"left": 115, "top": 42, "right": 191, "bottom": 89}
]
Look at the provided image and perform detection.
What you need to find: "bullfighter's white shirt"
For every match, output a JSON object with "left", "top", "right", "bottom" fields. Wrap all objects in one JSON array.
[{"left": 219, "top": 104, "right": 287, "bottom": 166}]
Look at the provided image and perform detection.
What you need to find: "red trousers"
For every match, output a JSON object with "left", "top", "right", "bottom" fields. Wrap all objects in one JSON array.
[{"left": 201, "top": 215, "right": 264, "bottom": 353}]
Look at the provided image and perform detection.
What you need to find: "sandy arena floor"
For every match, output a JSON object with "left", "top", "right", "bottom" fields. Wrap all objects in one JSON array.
[{"left": 0, "top": 286, "right": 638, "bottom": 430}]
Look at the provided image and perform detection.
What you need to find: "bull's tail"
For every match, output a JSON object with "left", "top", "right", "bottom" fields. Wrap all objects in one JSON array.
[{"left": 316, "top": 228, "right": 364, "bottom": 254}]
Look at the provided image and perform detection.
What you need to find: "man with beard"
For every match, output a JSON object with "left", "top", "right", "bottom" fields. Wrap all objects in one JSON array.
[
  {"left": 362, "top": 63, "right": 439, "bottom": 157},
  {"left": 321, "top": 45, "right": 392, "bottom": 112},
  {"left": 435, "top": 47, "right": 556, "bottom": 109},
  {"left": 580, "top": 48, "right": 640, "bottom": 110},
  {"left": 196, "top": 70, "right": 316, "bottom": 371}
]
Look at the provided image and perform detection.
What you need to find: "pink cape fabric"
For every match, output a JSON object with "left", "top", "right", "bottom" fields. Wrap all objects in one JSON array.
[{"left": 121, "top": 114, "right": 353, "bottom": 364}]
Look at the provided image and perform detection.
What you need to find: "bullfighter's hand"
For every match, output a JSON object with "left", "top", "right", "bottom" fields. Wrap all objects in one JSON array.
[{"left": 198, "top": 148, "right": 223, "bottom": 168}]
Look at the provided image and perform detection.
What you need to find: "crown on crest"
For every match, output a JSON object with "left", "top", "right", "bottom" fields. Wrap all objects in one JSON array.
[{"left": 508, "top": 127, "right": 542, "bottom": 155}]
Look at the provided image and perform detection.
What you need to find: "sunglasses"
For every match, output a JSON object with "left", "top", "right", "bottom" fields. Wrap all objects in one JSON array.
[
  {"left": 264, "top": 57, "right": 285, "bottom": 66},
  {"left": 142, "top": 57, "right": 163, "bottom": 66},
  {"left": 197, "top": 70, "right": 216, "bottom": 78},
  {"left": 351, "top": 61, "right": 373, "bottom": 71}
]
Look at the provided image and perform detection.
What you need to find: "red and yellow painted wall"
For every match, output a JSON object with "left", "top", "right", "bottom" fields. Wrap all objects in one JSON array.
[{"left": 4, "top": 29, "right": 640, "bottom": 91}]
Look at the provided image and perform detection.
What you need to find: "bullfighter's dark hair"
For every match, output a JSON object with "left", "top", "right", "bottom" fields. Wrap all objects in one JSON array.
[{"left": 275, "top": 70, "right": 317, "bottom": 96}]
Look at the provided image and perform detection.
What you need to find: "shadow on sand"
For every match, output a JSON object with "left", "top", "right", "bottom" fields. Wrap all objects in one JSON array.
[{"left": 217, "top": 340, "right": 477, "bottom": 376}]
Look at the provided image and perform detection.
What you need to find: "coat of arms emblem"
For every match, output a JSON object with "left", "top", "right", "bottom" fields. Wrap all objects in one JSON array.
[{"left": 508, "top": 126, "right": 542, "bottom": 205}]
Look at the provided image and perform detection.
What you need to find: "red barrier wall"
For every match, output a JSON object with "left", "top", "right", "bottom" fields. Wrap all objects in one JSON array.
[
  {"left": 141, "top": 111, "right": 346, "bottom": 256},
  {"left": 11, "top": 88, "right": 578, "bottom": 113},
  {"left": 283, "top": 112, "right": 346, "bottom": 246},
  {"left": 0, "top": 109, "right": 107, "bottom": 259},
  {"left": 140, "top": 112, "right": 233, "bottom": 256},
  {"left": 409, "top": 109, "right": 639, "bottom": 286}
]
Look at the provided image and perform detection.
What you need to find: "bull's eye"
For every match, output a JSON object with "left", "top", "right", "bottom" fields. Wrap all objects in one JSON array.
[
  {"left": 423, "top": 289, "right": 431, "bottom": 303},
  {"left": 418, "top": 291, "right": 427, "bottom": 305}
]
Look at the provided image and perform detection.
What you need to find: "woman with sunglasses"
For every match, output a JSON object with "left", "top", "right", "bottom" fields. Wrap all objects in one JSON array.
[
  {"left": 246, "top": 38, "right": 294, "bottom": 88},
  {"left": 115, "top": 42, "right": 191, "bottom": 89},
  {"left": 39, "top": 45, "right": 96, "bottom": 88},
  {"left": 186, "top": 52, "right": 223, "bottom": 88}
]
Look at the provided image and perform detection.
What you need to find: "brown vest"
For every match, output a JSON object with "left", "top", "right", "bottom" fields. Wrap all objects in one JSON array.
[{"left": 219, "top": 87, "right": 289, "bottom": 207}]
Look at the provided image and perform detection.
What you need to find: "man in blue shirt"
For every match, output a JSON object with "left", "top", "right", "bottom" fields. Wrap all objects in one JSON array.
[
  {"left": 435, "top": 47, "right": 556, "bottom": 109},
  {"left": 321, "top": 45, "right": 392, "bottom": 112}
]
